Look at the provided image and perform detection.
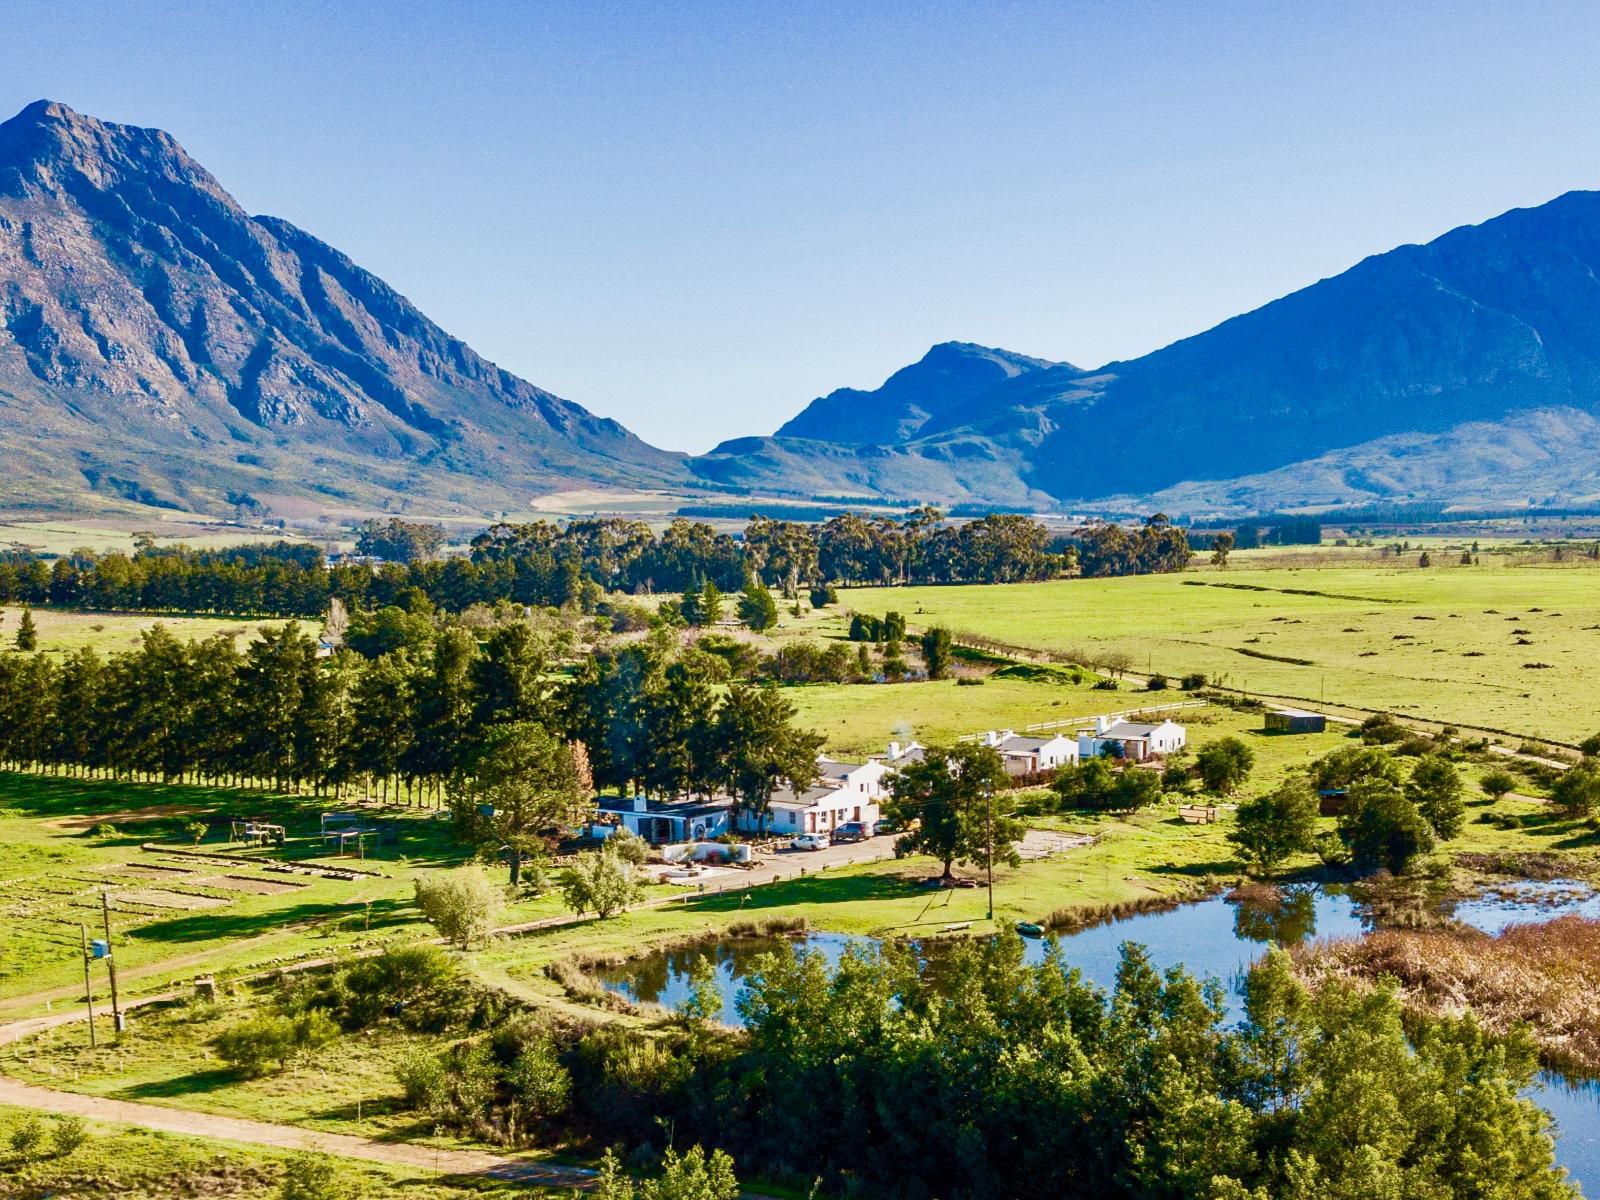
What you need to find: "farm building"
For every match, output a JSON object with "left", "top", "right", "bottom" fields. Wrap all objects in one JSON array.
[
  {"left": 1266, "top": 708, "right": 1327, "bottom": 734},
  {"left": 1078, "top": 716, "right": 1187, "bottom": 763},
  {"left": 978, "top": 730, "right": 1080, "bottom": 776},
  {"left": 594, "top": 795, "right": 733, "bottom": 844}
]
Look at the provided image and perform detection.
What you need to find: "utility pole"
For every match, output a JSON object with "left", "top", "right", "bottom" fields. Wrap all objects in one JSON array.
[
  {"left": 79, "top": 924, "right": 97, "bottom": 1049},
  {"left": 985, "top": 784, "right": 994, "bottom": 923},
  {"left": 101, "top": 891, "right": 123, "bottom": 1033}
]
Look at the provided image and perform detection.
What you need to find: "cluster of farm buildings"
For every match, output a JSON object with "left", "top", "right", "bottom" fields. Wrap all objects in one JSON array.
[{"left": 593, "top": 714, "right": 1191, "bottom": 844}]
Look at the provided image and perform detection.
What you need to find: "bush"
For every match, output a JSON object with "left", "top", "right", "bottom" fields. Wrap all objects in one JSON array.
[
  {"left": 808, "top": 586, "right": 837, "bottom": 609},
  {"left": 341, "top": 942, "right": 460, "bottom": 1029},
  {"left": 395, "top": 1046, "right": 449, "bottom": 1112},
  {"left": 9, "top": 1115, "right": 44, "bottom": 1160},
  {"left": 1359, "top": 714, "right": 1408, "bottom": 745},
  {"left": 1551, "top": 761, "right": 1600, "bottom": 819},
  {"left": 1093, "top": 678, "right": 1120, "bottom": 690},
  {"left": 1406, "top": 756, "right": 1465, "bottom": 840},
  {"left": 1338, "top": 778, "right": 1435, "bottom": 874},
  {"left": 1145, "top": 673, "right": 1168, "bottom": 691},
  {"left": 50, "top": 1114, "right": 88, "bottom": 1157},
  {"left": 1479, "top": 768, "right": 1517, "bottom": 800},
  {"left": 1180, "top": 672, "right": 1208, "bottom": 690},
  {"left": 1581, "top": 732, "right": 1600, "bottom": 757},
  {"left": 414, "top": 865, "right": 499, "bottom": 948},
  {"left": 93, "top": 822, "right": 118, "bottom": 839},
  {"left": 278, "top": 1152, "right": 355, "bottom": 1200},
  {"left": 215, "top": 1014, "right": 298, "bottom": 1075},
  {"left": 608, "top": 827, "right": 651, "bottom": 865},
  {"left": 560, "top": 848, "right": 643, "bottom": 919}
]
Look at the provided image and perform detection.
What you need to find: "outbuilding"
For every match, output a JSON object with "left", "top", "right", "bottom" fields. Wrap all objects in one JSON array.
[{"left": 1265, "top": 708, "right": 1327, "bottom": 734}]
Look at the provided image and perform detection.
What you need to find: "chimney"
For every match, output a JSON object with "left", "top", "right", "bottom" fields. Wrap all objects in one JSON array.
[
  {"left": 632, "top": 795, "right": 648, "bottom": 814},
  {"left": 888, "top": 741, "right": 900, "bottom": 759},
  {"left": 1097, "top": 715, "right": 1111, "bottom": 734}
]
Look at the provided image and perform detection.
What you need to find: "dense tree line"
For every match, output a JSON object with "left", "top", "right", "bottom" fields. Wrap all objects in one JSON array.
[
  {"left": 397, "top": 933, "right": 1573, "bottom": 1199},
  {"left": 1075, "top": 514, "right": 1193, "bottom": 577},
  {"left": 0, "top": 508, "right": 1188, "bottom": 622},
  {"left": 0, "top": 618, "right": 820, "bottom": 828}
]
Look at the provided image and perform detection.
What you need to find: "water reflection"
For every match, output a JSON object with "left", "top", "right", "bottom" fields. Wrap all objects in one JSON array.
[{"left": 593, "top": 882, "right": 1600, "bottom": 1194}]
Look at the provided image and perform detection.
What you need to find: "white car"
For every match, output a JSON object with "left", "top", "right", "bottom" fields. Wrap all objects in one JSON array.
[{"left": 788, "top": 833, "right": 829, "bottom": 851}]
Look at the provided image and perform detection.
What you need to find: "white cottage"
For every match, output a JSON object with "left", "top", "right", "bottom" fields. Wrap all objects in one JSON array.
[
  {"left": 594, "top": 795, "right": 733, "bottom": 844},
  {"left": 737, "top": 754, "right": 885, "bottom": 836},
  {"left": 1077, "top": 716, "right": 1186, "bottom": 763},
  {"left": 980, "top": 730, "right": 1079, "bottom": 776}
]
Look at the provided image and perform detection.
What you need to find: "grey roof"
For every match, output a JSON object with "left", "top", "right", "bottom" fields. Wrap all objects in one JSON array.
[
  {"left": 999, "top": 735, "right": 1048, "bottom": 753},
  {"left": 1269, "top": 708, "right": 1325, "bottom": 719},
  {"left": 1091, "top": 721, "right": 1168, "bottom": 739}
]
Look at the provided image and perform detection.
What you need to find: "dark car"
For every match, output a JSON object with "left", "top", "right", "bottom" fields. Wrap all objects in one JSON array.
[{"left": 830, "top": 821, "right": 871, "bottom": 843}]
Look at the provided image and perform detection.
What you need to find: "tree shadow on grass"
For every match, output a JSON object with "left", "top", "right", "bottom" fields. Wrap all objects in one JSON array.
[
  {"left": 117, "top": 1066, "right": 240, "bottom": 1100},
  {"left": 681, "top": 870, "right": 921, "bottom": 917},
  {"left": 126, "top": 895, "right": 416, "bottom": 945}
]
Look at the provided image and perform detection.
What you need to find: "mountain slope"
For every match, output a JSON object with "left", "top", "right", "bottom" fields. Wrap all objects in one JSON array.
[
  {"left": 700, "top": 191, "right": 1600, "bottom": 512},
  {"left": 774, "top": 341, "right": 1063, "bottom": 444},
  {"left": 0, "top": 100, "right": 686, "bottom": 515}
]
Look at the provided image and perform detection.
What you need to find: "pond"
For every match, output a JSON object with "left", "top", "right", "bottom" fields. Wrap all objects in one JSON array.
[{"left": 595, "top": 881, "right": 1600, "bottom": 1193}]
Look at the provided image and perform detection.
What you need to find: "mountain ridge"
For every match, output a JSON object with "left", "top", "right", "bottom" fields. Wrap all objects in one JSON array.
[
  {"left": 694, "top": 189, "right": 1600, "bottom": 513},
  {"left": 0, "top": 100, "right": 687, "bottom": 516}
]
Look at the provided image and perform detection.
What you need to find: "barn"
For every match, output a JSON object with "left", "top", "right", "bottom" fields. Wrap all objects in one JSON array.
[{"left": 1265, "top": 708, "right": 1327, "bottom": 734}]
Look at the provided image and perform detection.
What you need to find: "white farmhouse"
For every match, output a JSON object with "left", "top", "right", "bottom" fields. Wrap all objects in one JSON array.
[
  {"left": 1078, "top": 716, "right": 1187, "bottom": 763},
  {"left": 737, "top": 754, "right": 885, "bottom": 836},
  {"left": 978, "top": 729, "right": 1080, "bottom": 776}
]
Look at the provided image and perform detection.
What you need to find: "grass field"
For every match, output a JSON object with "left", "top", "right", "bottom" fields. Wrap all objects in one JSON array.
[
  {"left": 7, "top": 994, "right": 460, "bottom": 1144},
  {"left": 0, "top": 1102, "right": 555, "bottom": 1198},
  {"left": 0, "top": 518, "right": 320, "bottom": 557},
  {"left": 0, "top": 773, "right": 574, "bottom": 1009},
  {"left": 841, "top": 559, "right": 1600, "bottom": 742},
  {"left": 0, "top": 606, "right": 300, "bottom": 654},
  {"left": 787, "top": 671, "right": 1172, "bottom": 757}
]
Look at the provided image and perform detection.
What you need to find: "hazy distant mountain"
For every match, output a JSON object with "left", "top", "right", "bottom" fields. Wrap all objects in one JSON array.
[
  {"left": 774, "top": 341, "right": 1063, "bottom": 444},
  {"left": 0, "top": 100, "right": 686, "bottom": 516},
  {"left": 699, "top": 191, "right": 1600, "bottom": 514}
]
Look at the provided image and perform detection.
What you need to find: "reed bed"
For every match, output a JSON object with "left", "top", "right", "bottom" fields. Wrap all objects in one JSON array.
[{"left": 1294, "top": 914, "right": 1600, "bottom": 1078}]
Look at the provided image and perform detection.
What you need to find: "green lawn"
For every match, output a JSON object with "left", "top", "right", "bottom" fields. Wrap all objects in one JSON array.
[
  {"left": 840, "top": 559, "right": 1600, "bottom": 742},
  {"left": 0, "top": 772, "right": 570, "bottom": 1010}
]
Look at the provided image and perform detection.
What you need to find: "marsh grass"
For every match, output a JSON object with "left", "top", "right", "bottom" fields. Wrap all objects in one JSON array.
[{"left": 1295, "top": 914, "right": 1600, "bottom": 1078}]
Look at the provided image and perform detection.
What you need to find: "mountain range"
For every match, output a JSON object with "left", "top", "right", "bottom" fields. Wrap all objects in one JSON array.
[
  {"left": 7, "top": 99, "right": 1600, "bottom": 519},
  {"left": 0, "top": 100, "right": 685, "bottom": 517}
]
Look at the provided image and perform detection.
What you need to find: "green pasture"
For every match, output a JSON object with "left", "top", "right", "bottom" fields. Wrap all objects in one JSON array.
[
  {"left": 0, "top": 1102, "right": 552, "bottom": 1198},
  {"left": 0, "top": 606, "right": 300, "bottom": 654},
  {"left": 841, "top": 560, "right": 1600, "bottom": 742}
]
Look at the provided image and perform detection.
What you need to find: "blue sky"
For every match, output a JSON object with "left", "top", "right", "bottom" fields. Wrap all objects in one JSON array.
[{"left": 5, "top": 1, "right": 1600, "bottom": 453}]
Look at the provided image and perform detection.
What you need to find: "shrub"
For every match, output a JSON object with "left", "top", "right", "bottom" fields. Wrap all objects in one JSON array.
[
  {"left": 1551, "top": 761, "right": 1600, "bottom": 819},
  {"left": 1145, "top": 673, "right": 1169, "bottom": 691},
  {"left": 1179, "top": 672, "right": 1208, "bottom": 690},
  {"left": 413, "top": 865, "right": 499, "bottom": 948},
  {"left": 50, "top": 1114, "right": 88, "bottom": 1157},
  {"left": 560, "top": 848, "right": 643, "bottom": 919},
  {"left": 1093, "top": 677, "right": 1119, "bottom": 690},
  {"left": 1359, "top": 714, "right": 1408, "bottom": 745},
  {"left": 93, "top": 822, "right": 118, "bottom": 839},
  {"left": 215, "top": 1014, "right": 298, "bottom": 1075},
  {"left": 1338, "top": 778, "right": 1435, "bottom": 874},
  {"left": 1479, "top": 768, "right": 1517, "bottom": 801},
  {"left": 9, "top": 1115, "right": 44, "bottom": 1160},
  {"left": 278, "top": 1152, "right": 355, "bottom": 1200},
  {"left": 608, "top": 827, "right": 651, "bottom": 866},
  {"left": 1406, "top": 756, "right": 1465, "bottom": 840},
  {"left": 341, "top": 942, "right": 460, "bottom": 1028},
  {"left": 1581, "top": 732, "right": 1600, "bottom": 757},
  {"left": 395, "top": 1046, "right": 449, "bottom": 1112}
]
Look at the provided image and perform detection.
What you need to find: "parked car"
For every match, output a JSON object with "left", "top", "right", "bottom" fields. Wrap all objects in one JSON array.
[
  {"left": 830, "top": 821, "right": 871, "bottom": 843},
  {"left": 789, "top": 833, "right": 829, "bottom": 851},
  {"left": 870, "top": 819, "right": 898, "bottom": 835}
]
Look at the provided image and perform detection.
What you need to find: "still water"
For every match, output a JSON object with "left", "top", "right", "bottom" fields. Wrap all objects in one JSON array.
[{"left": 597, "top": 882, "right": 1600, "bottom": 1193}]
